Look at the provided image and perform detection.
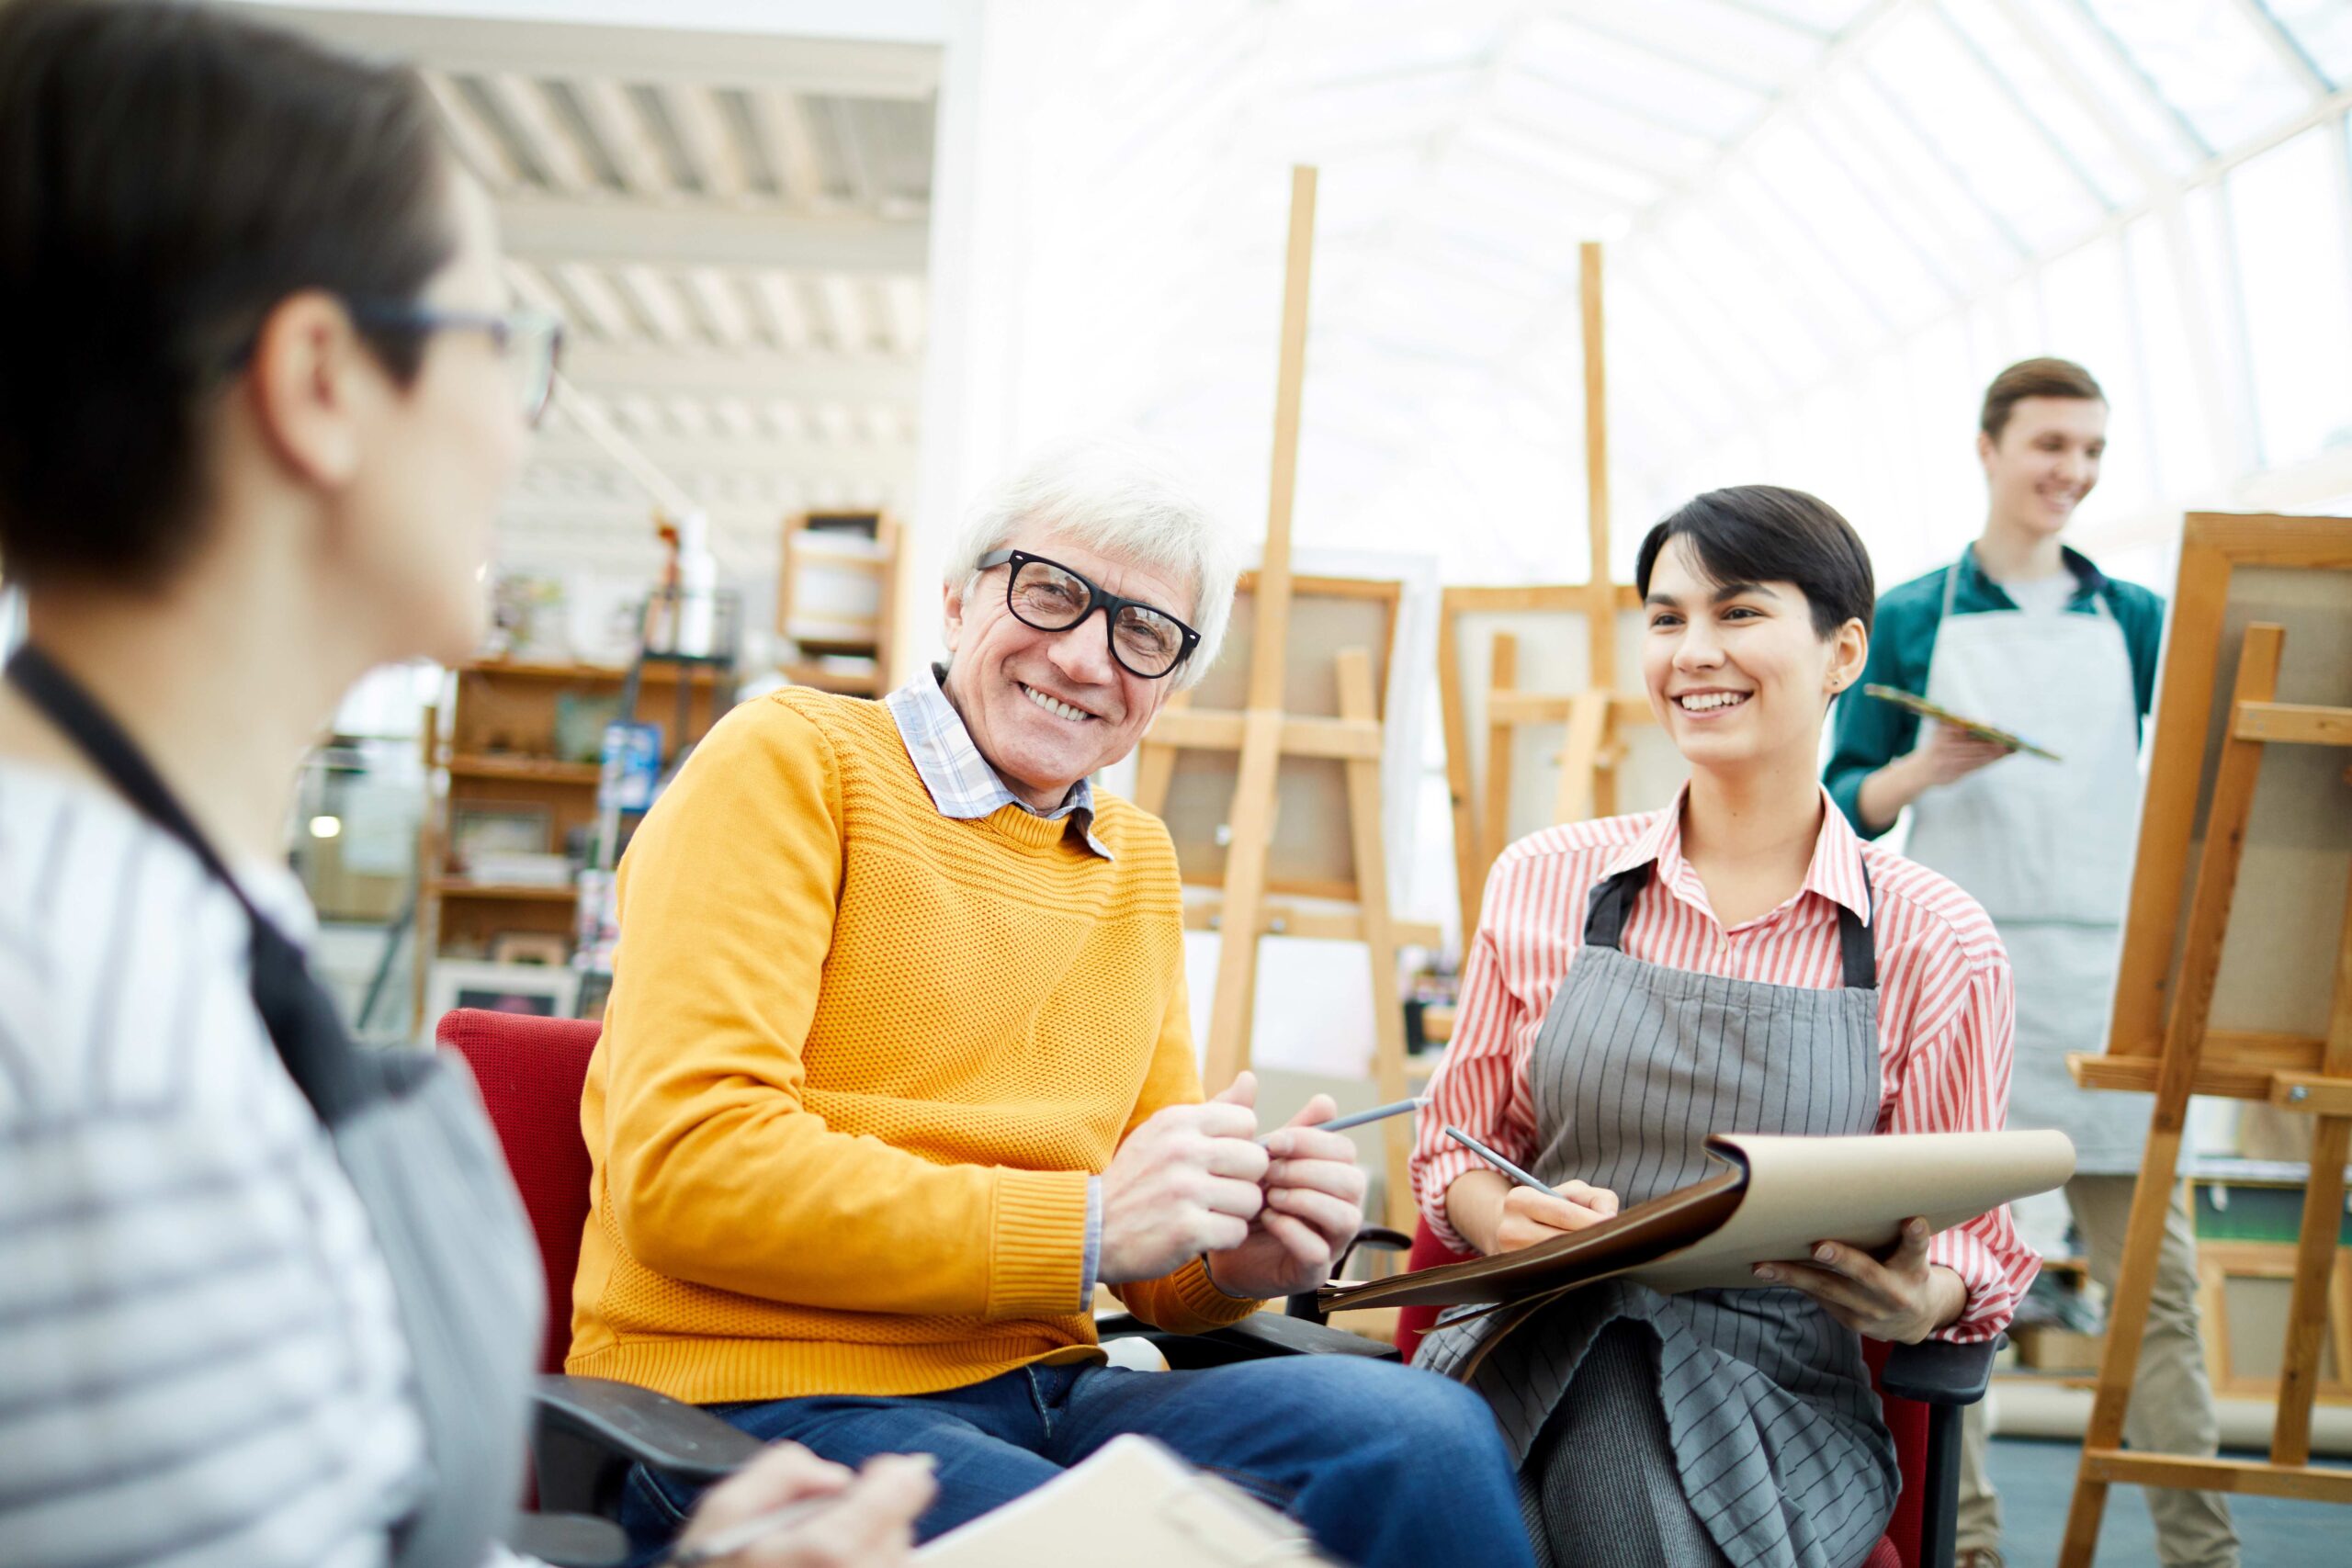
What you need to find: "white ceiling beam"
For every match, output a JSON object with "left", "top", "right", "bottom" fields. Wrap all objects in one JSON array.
[
  {"left": 547, "top": 264, "right": 637, "bottom": 342},
  {"left": 496, "top": 196, "right": 928, "bottom": 273},
  {"left": 559, "top": 343, "right": 921, "bottom": 402},
  {"left": 526, "top": 429, "right": 915, "bottom": 478},
  {"left": 684, "top": 268, "right": 755, "bottom": 346},
  {"left": 879, "top": 277, "right": 926, "bottom": 355},
  {"left": 752, "top": 273, "right": 817, "bottom": 352},
  {"left": 421, "top": 71, "right": 520, "bottom": 187},
  {"left": 501, "top": 260, "right": 569, "bottom": 319},
  {"left": 482, "top": 73, "right": 600, "bottom": 193},
  {"left": 571, "top": 77, "right": 669, "bottom": 196},
  {"left": 254, "top": 9, "right": 941, "bottom": 100},
  {"left": 662, "top": 84, "right": 749, "bottom": 202},
  {"left": 818, "top": 276, "right": 874, "bottom": 353},
  {"left": 825, "top": 96, "right": 878, "bottom": 209},
  {"left": 612, "top": 265, "right": 695, "bottom": 345},
  {"left": 755, "top": 90, "right": 830, "bottom": 212}
]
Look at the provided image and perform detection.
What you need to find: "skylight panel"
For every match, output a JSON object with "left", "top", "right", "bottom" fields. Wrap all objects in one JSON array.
[
  {"left": 2267, "top": 0, "right": 2352, "bottom": 87},
  {"left": 1937, "top": 0, "right": 2140, "bottom": 208},
  {"left": 2077, "top": 0, "right": 2310, "bottom": 152},
  {"left": 1863, "top": 8, "right": 2107, "bottom": 254}
]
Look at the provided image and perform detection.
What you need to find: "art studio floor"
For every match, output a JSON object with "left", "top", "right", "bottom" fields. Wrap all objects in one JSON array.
[{"left": 1984, "top": 1435, "right": 2343, "bottom": 1565}]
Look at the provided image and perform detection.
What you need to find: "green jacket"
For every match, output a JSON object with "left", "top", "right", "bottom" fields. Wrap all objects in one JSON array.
[{"left": 1825, "top": 545, "right": 2165, "bottom": 840}]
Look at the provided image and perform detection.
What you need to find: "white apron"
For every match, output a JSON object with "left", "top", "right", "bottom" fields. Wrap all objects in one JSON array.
[{"left": 1902, "top": 554, "right": 2150, "bottom": 1170}]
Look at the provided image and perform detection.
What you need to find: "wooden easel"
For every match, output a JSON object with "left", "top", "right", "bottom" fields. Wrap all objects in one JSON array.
[
  {"left": 2059, "top": 513, "right": 2352, "bottom": 1563},
  {"left": 1437, "top": 244, "right": 1657, "bottom": 942},
  {"left": 1129, "top": 166, "right": 1421, "bottom": 1228}
]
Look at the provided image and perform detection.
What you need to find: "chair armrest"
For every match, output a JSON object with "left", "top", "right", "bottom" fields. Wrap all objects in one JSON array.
[
  {"left": 536, "top": 1375, "right": 763, "bottom": 1481},
  {"left": 508, "top": 1510, "right": 628, "bottom": 1568},
  {"left": 1286, "top": 1225, "right": 1415, "bottom": 1323},
  {"left": 532, "top": 1374, "right": 763, "bottom": 1517},
  {"left": 1878, "top": 1336, "right": 2000, "bottom": 1407},
  {"left": 1100, "top": 1311, "right": 1400, "bottom": 1367}
]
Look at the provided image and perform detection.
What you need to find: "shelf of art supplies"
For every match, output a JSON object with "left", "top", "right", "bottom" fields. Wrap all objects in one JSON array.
[
  {"left": 413, "top": 658, "right": 735, "bottom": 1033},
  {"left": 777, "top": 510, "right": 903, "bottom": 697},
  {"left": 429, "top": 880, "right": 580, "bottom": 903},
  {"left": 445, "top": 753, "right": 604, "bottom": 784}
]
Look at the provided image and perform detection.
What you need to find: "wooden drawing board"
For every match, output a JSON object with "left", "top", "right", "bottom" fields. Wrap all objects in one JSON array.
[
  {"left": 1159, "top": 574, "right": 1398, "bottom": 900},
  {"left": 1437, "top": 584, "right": 1687, "bottom": 941}
]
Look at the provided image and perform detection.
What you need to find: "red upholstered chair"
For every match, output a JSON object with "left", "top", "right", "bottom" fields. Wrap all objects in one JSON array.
[
  {"left": 436, "top": 1009, "right": 762, "bottom": 1567},
  {"left": 438, "top": 1009, "right": 602, "bottom": 1376},
  {"left": 1391, "top": 1219, "right": 1993, "bottom": 1568}
]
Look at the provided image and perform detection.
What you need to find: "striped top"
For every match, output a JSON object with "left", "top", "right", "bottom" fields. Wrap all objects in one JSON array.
[
  {"left": 0, "top": 761, "right": 468, "bottom": 1567},
  {"left": 1413, "top": 786, "right": 2036, "bottom": 1343}
]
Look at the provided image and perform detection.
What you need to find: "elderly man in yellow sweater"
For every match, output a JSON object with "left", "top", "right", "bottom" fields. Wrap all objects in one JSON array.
[{"left": 571, "top": 439, "right": 1532, "bottom": 1567}]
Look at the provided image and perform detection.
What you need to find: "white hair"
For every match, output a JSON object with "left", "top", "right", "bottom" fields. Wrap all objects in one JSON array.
[{"left": 945, "top": 434, "right": 1242, "bottom": 689}]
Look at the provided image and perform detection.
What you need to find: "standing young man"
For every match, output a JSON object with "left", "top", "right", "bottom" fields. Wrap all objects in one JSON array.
[{"left": 1826, "top": 358, "right": 2237, "bottom": 1568}]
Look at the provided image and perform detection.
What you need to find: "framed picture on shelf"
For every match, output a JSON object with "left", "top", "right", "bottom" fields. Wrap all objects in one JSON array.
[
  {"left": 424, "top": 959, "right": 579, "bottom": 1030},
  {"left": 448, "top": 802, "right": 552, "bottom": 873},
  {"left": 488, "top": 931, "right": 569, "bottom": 967}
]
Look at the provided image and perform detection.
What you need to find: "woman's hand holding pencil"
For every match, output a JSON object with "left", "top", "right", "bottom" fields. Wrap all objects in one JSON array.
[{"left": 1444, "top": 1125, "right": 1621, "bottom": 1256}]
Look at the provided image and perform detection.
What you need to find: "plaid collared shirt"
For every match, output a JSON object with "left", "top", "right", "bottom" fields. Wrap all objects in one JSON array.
[{"left": 885, "top": 664, "right": 1114, "bottom": 861}]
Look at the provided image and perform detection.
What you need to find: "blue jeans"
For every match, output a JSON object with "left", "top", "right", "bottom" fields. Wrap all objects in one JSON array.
[{"left": 619, "top": 1355, "right": 1533, "bottom": 1568}]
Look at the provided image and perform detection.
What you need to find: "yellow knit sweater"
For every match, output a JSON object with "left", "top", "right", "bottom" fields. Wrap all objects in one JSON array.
[{"left": 567, "top": 688, "right": 1256, "bottom": 1404}]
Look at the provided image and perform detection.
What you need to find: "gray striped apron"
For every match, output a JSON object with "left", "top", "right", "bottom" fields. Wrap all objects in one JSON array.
[{"left": 1418, "top": 858, "right": 1897, "bottom": 1568}]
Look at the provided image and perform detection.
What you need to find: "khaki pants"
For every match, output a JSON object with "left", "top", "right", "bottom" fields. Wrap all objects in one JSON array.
[{"left": 1956, "top": 1174, "right": 2239, "bottom": 1568}]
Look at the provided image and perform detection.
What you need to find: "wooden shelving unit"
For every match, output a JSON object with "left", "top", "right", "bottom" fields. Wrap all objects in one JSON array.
[
  {"left": 776, "top": 511, "right": 903, "bottom": 697},
  {"left": 412, "top": 657, "right": 733, "bottom": 1028}
]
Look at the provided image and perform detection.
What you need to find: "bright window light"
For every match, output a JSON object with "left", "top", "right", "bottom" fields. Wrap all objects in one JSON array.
[
  {"left": 2227, "top": 124, "right": 2352, "bottom": 467},
  {"left": 309, "top": 816, "right": 343, "bottom": 840}
]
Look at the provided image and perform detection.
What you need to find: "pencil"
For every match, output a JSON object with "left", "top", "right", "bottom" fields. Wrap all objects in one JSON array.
[
  {"left": 1259, "top": 1095, "right": 1425, "bottom": 1145},
  {"left": 1444, "top": 1124, "right": 1561, "bottom": 1197},
  {"left": 663, "top": 1496, "right": 832, "bottom": 1566}
]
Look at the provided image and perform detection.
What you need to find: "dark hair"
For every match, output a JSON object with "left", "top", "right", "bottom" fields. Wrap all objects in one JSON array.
[
  {"left": 1634, "top": 485, "right": 1876, "bottom": 639},
  {"left": 1980, "top": 356, "right": 2104, "bottom": 444},
  {"left": 0, "top": 0, "right": 455, "bottom": 590}
]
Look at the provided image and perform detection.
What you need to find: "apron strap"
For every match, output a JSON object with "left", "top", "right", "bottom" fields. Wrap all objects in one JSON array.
[
  {"left": 1580, "top": 863, "right": 1647, "bottom": 952},
  {"left": 1839, "top": 863, "right": 1876, "bottom": 991},
  {"left": 5, "top": 645, "right": 374, "bottom": 1122},
  {"left": 1582, "top": 858, "right": 1878, "bottom": 991}
]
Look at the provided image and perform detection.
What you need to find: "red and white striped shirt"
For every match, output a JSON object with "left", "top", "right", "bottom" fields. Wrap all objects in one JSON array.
[{"left": 1413, "top": 785, "right": 2037, "bottom": 1343}]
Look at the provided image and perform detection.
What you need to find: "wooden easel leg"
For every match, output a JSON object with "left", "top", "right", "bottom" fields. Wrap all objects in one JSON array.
[
  {"left": 1132, "top": 689, "right": 1190, "bottom": 818},
  {"left": 2061, "top": 624, "right": 2284, "bottom": 1568},
  {"left": 1204, "top": 707, "right": 1283, "bottom": 1089},
  {"left": 1483, "top": 634, "right": 1519, "bottom": 872},
  {"left": 2274, "top": 867, "right": 2352, "bottom": 1464},
  {"left": 1438, "top": 597, "right": 1485, "bottom": 950},
  {"left": 1551, "top": 690, "right": 1610, "bottom": 826},
  {"left": 1336, "top": 648, "right": 1414, "bottom": 1230},
  {"left": 2059, "top": 1112, "right": 2191, "bottom": 1567}
]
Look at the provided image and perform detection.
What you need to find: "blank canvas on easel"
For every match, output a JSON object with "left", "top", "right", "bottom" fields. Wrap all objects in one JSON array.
[
  {"left": 2147, "top": 565, "right": 2352, "bottom": 1061},
  {"left": 1160, "top": 575, "right": 1400, "bottom": 899}
]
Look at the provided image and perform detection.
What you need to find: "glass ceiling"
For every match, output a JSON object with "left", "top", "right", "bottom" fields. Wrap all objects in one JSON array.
[{"left": 981, "top": 0, "right": 2352, "bottom": 590}]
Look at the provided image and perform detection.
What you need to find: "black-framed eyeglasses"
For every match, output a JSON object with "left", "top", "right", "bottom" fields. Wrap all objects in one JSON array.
[
  {"left": 977, "top": 548, "right": 1201, "bottom": 680},
  {"left": 347, "top": 301, "right": 565, "bottom": 427}
]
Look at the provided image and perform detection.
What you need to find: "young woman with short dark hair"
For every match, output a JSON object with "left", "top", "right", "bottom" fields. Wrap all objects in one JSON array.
[{"left": 1414, "top": 485, "right": 2040, "bottom": 1568}]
